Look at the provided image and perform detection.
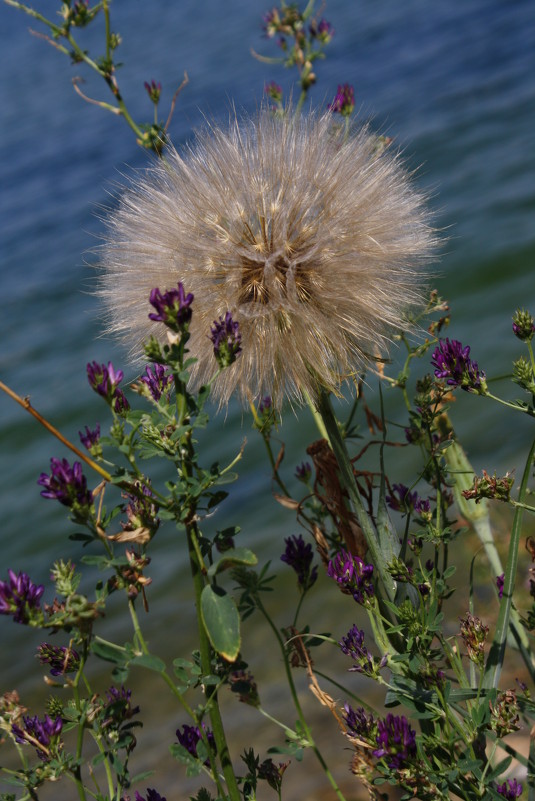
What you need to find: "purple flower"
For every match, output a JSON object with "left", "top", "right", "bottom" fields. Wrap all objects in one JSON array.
[
  {"left": 431, "top": 338, "right": 486, "bottom": 393},
  {"left": 496, "top": 779, "right": 523, "bottom": 799},
  {"left": 210, "top": 312, "right": 242, "bottom": 368},
  {"left": 373, "top": 713, "right": 417, "bottom": 770},
  {"left": 87, "top": 360, "right": 123, "bottom": 398},
  {"left": 327, "top": 549, "right": 374, "bottom": 604},
  {"left": 386, "top": 483, "right": 430, "bottom": 516},
  {"left": 281, "top": 534, "right": 318, "bottom": 591},
  {"left": 121, "top": 481, "right": 159, "bottom": 535},
  {"left": 264, "top": 81, "right": 283, "bottom": 102},
  {"left": 295, "top": 461, "right": 312, "bottom": 482},
  {"left": 310, "top": 18, "right": 334, "bottom": 43},
  {"left": 38, "top": 457, "right": 93, "bottom": 513},
  {"left": 512, "top": 308, "right": 535, "bottom": 341},
  {"left": 140, "top": 363, "right": 172, "bottom": 402},
  {"left": 229, "top": 670, "right": 260, "bottom": 707},
  {"left": 135, "top": 791, "right": 167, "bottom": 801},
  {"left": 496, "top": 573, "right": 505, "bottom": 599},
  {"left": 343, "top": 703, "right": 376, "bottom": 740},
  {"left": 37, "top": 643, "right": 80, "bottom": 676},
  {"left": 87, "top": 361, "right": 130, "bottom": 413},
  {"left": 176, "top": 723, "right": 215, "bottom": 764},
  {"left": 328, "top": 84, "right": 355, "bottom": 116},
  {"left": 102, "top": 686, "right": 140, "bottom": 728},
  {"left": 144, "top": 80, "right": 161, "bottom": 104},
  {"left": 148, "top": 283, "right": 193, "bottom": 331},
  {"left": 258, "top": 395, "right": 272, "bottom": 414},
  {"left": 0, "top": 570, "right": 44, "bottom": 624},
  {"left": 262, "top": 8, "right": 281, "bottom": 37},
  {"left": 79, "top": 423, "right": 101, "bottom": 451},
  {"left": 12, "top": 714, "right": 62, "bottom": 761},
  {"left": 338, "top": 625, "right": 376, "bottom": 676}
]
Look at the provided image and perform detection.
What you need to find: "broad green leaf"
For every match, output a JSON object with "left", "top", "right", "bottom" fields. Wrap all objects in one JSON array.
[
  {"left": 91, "top": 640, "right": 128, "bottom": 665},
  {"left": 207, "top": 548, "right": 258, "bottom": 579},
  {"left": 130, "top": 654, "right": 166, "bottom": 673},
  {"left": 200, "top": 585, "right": 240, "bottom": 662}
]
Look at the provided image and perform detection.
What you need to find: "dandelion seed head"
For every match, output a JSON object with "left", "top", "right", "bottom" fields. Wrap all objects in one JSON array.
[{"left": 99, "top": 108, "right": 436, "bottom": 406}]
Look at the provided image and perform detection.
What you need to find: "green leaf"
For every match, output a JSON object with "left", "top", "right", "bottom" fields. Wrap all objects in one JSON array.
[
  {"left": 169, "top": 743, "right": 204, "bottom": 776},
  {"left": 91, "top": 640, "right": 128, "bottom": 665},
  {"left": 130, "top": 653, "right": 166, "bottom": 673},
  {"left": 200, "top": 585, "right": 241, "bottom": 662},
  {"left": 81, "top": 555, "right": 112, "bottom": 569},
  {"left": 207, "top": 548, "right": 258, "bottom": 579}
]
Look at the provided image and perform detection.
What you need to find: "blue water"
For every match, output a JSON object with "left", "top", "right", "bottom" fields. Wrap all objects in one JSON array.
[{"left": 1, "top": 0, "right": 534, "bottom": 795}]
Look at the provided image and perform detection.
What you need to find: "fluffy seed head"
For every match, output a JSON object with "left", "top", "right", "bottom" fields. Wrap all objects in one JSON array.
[{"left": 99, "top": 109, "right": 435, "bottom": 406}]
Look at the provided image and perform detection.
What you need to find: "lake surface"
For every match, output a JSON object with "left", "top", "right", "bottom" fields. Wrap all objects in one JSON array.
[{"left": 1, "top": 0, "right": 534, "bottom": 797}]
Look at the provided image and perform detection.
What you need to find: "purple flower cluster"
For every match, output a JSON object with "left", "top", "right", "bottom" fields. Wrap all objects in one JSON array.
[
  {"left": 122, "top": 481, "right": 159, "bottom": 535},
  {"left": 139, "top": 363, "right": 172, "bottom": 402},
  {"left": 343, "top": 703, "right": 376, "bottom": 740},
  {"left": 339, "top": 625, "right": 378, "bottom": 676},
  {"left": 258, "top": 395, "right": 272, "bottom": 414},
  {"left": 343, "top": 706, "right": 417, "bottom": 771},
  {"left": 431, "top": 338, "right": 486, "bottom": 393},
  {"left": 0, "top": 570, "right": 44, "bottom": 624},
  {"left": 229, "top": 669, "right": 260, "bottom": 707},
  {"left": 37, "top": 643, "right": 80, "bottom": 676},
  {"left": 310, "top": 18, "right": 334, "bottom": 43},
  {"left": 373, "top": 713, "right": 417, "bottom": 770},
  {"left": 148, "top": 283, "right": 193, "bottom": 331},
  {"left": 295, "top": 461, "right": 312, "bottom": 482},
  {"left": 496, "top": 779, "right": 523, "bottom": 799},
  {"left": 512, "top": 308, "right": 535, "bottom": 341},
  {"left": 38, "top": 457, "right": 93, "bottom": 513},
  {"left": 328, "top": 83, "right": 355, "bottom": 116},
  {"left": 79, "top": 423, "right": 101, "bottom": 452},
  {"left": 210, "top": 312, "right": 242, "bottom": 368},
  {"left": 103, "top": 685, "right": 140, "bottom": 724},
  {"left": 264, "top": 81, "right": 283, "bottom": 103},
  {"left": 496, "top": 573, "right": 505, "bottom": 599},
  {"left": 176, "top": 723, "right": 215, "bottom": 765},
  {"left": 144, "top": 80, "right": 161, "bottom": 104},
  {"left": 87, "top": 360, "right": 130, "bottom": 413},
  {"left": 12, "top": 714, "right": 63, "bottom": 761},
  {"left": 327, "top": 549, "right": 374, "bottom": 604},
  {"left": 134, "top": 790, "right": 166, "bottom": 801},
  {"left": 386, "top": 483, "right": 430, "bottom": 516},
  {"left": 281, "top": 534, "right": 318, "bottom": 592}
]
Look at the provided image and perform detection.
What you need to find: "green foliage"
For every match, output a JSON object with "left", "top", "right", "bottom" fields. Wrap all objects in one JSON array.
[{"left": 2, "top": 3, "right": 535, "bottom": 801}]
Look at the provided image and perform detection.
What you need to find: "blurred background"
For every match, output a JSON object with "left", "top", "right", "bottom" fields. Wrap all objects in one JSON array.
[{"left": 1, "top": 0, "right": 534, "bottom": 797}]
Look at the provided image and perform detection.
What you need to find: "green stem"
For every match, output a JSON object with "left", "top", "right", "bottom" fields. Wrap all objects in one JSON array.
[
  {"left": 294, "top": 88, "right": 308, "bottom": 115},
  {"left": 483, "top": 434, "right": 535, "bottom": 689},
  {"left": 103, "top": 0, "right": 111, "bottom": 64},
  {"left": 186, "top": 522, "right": 240, "bottom": 801},
  {"left": 128, "top": 597, "right": 150, "bottom": 654},
  {"left": 304, "top": 391, "right": 329, "bottom": 439},
  {"left": 485, "top": 390, "right": 535, "bottom": 418},
  {"left": 255, "top": 596, "right": 348, "bottom": 801}
]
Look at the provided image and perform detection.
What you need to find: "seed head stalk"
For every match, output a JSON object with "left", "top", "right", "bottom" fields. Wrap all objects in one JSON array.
[{"left": 315, "top": 388, "right": 397, "bottom": 601}]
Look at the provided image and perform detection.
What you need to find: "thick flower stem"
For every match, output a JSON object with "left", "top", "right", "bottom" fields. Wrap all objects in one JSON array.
[{"left": 315, "top": 389, "right": 397, "bottom": 601}]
